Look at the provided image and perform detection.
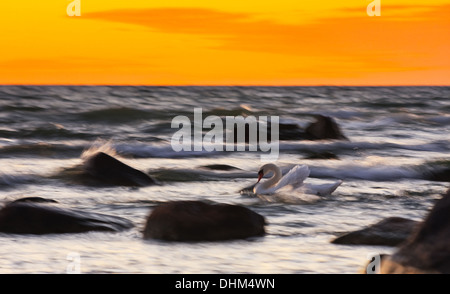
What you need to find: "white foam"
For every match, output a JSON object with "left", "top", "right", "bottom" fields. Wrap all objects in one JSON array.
[
  {"left": 310, "top": 164, "right": 422, "bottom": 181},
  {"left": 115, "top": 142, "right": 218, "bottom": 158},
  {"left": 276, "top": 140, "right": 449, "bottom": 153}
]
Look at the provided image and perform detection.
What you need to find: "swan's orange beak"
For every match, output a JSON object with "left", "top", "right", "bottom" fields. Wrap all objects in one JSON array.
[{"left": 257, "top": 170, "right": 264, "bottom": 183}]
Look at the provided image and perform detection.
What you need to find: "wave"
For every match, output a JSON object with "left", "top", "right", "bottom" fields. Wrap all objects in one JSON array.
[
  {"left": 0, "top": 125, "right": 97, "bottom": 140},
  {"left": 105, "top": 139, "right": 450, "bottom": 160},
  {"left": 1, "top": 148, "right": 448, "bottom": 192},
  {"left": 1, "top": 162, "right": 445, "bottom": 191},
  {"left": 0, "top": 105, "right": 47, "bottom": 112},
  {"left": 114, "top": 143, "right": 220, "bottom": 158},
  {"left": 149, "top": 167, "right": 252, "bottom": 183},
  {"left": 309, "top": 165, "right": 421, "bottom": 181},
  {"left": 0, "top": 173, "right": 38, "bottom": 189},
  {"left": 73, "top": 106, "right": 256, "bottom": 125},
  {"left": 80, "top": 140, "right": 120, "bottom": 161},
  {"left": 202, "top": 106, "right": 257, "bottom": 117},
  {"left": 310, "top": 160, "right": 449, "bottom": 182},
  {"left": 76, "top": 107, "right": 155, "bottom": 124},
  {"left": 343, "top": 113, "right": 450, "bottom": 129},
  {"left": 0, "top": 136, "right": 447, "bottom": 162},
  {"left": 148, "top": 162, "right": 449, "bottom": 183},
  {"left": 277, "top": 140, "right": 450, "bottom": 154},
  {"left": 75, "top": 105, "right": 262, "bottom": 124},
  {"left": 427, "top": 115, "right": 450, "bottom": 126},
  {"left": 0, "top": 143, "right": 84, "bottom": 158}
]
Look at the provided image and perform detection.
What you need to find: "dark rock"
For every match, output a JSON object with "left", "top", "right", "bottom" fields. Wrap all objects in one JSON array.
[
  {"left": 304, "top": 151, "right": 339, "bottom": 160},
  {"left": 143, "top": 200, "right": 266, "bottom": 241},
  {"left": 279, "top": 115, "right": 348, "bottom": 141},
  {"left": 199, "top": 164, "right": 240, "bottom": 171},
  {"left": 231, "top": 121, "right": 305, "bottom": 142},
  {"left": 278, "top": 123, "right": 306, "bottom": 140},
  {"left": 148, "top": 169, "right": 204, "bottom": 182},
  {"left": 0, "top": 201, "right": 133, "bottom": 235},
  {"left": 11, "top": 197, "right": 58, "bottom": 204},
  {"left": 231, "top": 115, "right": 348, "bottom": 143},
  {"left": 332, "top": 217, "right": 419, "bottom": 246},
  {"left": 425, "top": 167, "right": 450, "bottom": 182},
  {"left": 304, "top": 115, "right": 348, "bottom": 140},
  {"left": 82, "top": 152, "right": 156, "bottom": 187},
  {"left": 380, "top": 188, "right": 450, "bottom": 273}
]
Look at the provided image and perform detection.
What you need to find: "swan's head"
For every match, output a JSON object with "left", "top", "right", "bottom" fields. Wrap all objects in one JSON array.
[
  {"left": 257, "top": 169, "right": 264, "bottom": 183},
  {"left": 256, "top": 163, "right": 279, "bottom": 183}
]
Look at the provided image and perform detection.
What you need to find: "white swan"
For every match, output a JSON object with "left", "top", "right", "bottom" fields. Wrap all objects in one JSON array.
[{"left": 253, "top": 163, "right": 342, "bottom": 196}]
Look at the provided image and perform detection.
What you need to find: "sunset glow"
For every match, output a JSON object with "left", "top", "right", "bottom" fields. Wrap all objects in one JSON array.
[{"left": 1, "top": 0, "right": 449, "bottom": 85}]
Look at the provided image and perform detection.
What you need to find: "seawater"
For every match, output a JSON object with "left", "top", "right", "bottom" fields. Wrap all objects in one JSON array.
[{"left": 0, "top": 86, "right": 449, "bottom": 273}]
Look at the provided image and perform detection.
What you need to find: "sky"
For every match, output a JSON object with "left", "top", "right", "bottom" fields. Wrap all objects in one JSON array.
[{"left": 0, "top": 0, "right": 449, "bottom": 85}]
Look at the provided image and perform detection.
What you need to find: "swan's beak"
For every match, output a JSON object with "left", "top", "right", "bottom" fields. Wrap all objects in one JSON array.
[{"left": 257, "top": 170, "right": 264, "bottom": 183}]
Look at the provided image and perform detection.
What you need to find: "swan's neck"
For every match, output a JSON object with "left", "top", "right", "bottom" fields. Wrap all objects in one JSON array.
[{"left": 261, "top": 165, "right": 282, "bottom": 189}]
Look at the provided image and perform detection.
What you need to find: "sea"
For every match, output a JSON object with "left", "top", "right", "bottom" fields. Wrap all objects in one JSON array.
[{"left": 0, "top": 86, "right": 449, "bottom": 274}]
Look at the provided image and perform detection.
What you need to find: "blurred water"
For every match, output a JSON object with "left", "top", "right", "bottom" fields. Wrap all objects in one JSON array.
[{"left": 0, "top": 86, "right": 449, "bottom": 273}]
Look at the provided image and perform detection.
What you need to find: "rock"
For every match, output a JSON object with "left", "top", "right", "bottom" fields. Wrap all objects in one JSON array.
[
  {"left": 11, "top": 197, "right": 58, "bottom": 204},
  {"left": 277, "top": 115, "right": 348, "bottom": 141},
  {"left": 304, "top": 115, "right": 348, "bottom": 140},
  {"left": 199, "top": 164, "right": 240, "bottom": 171},
  {"left": 231, "top": 115, "right": 348, "bottom": 142},
  {"left": 278, "top": 123, "right": 306, "bottom": 140},
  {"left": 0, "top": 201, "right": 133, "bottom": 235},
  {"left": 82, "top": 152, "right": 157, "bottom": 187},
  {"left": 143, "top": 200, "right": 266, "bottom": 241},
  {"left": 425, "top": 167, "right": 450, "bottom": 182},
  {"left": 379, "top": 188, "right": 450, "bottom": 273},
  {"left": 303, "top": 151, "right": 339, "bottom": 160},
  {"left": 331, "top": 217, "right": 419, "bottom": 246}
]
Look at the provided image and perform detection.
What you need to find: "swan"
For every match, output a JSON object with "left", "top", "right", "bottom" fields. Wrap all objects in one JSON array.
[{"left": 253, "top": 163, "right": 342, "bottom": 196}]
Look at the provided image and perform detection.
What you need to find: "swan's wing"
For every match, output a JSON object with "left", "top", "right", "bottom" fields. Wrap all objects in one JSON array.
[
  {"left": 303, "top": 180, "right": 342, "bottom": 196},
  {"left": 254, "top": 182, "right": 279, "bottom": 194},
  {"left": 276, "top": 164, "right": 310, "bottom": 190}
]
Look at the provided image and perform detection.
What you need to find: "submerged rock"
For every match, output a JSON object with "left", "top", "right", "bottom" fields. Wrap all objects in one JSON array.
[
  {"left": 231, "top": 115, "right": 348, "bottom": 143},
  {"left": 303, "top": 114, "right": 348, "bottom": 140},
  {"left": 143, "top": 200, "right": 266, "bottom": 241},
  {"left": 303, "top": 151, "right": 339, "bottom": 160},
  {"left": 199, "top": 164, "right": 240, "bottom": 171},
  {"left": 11, "top": 197, "right": 58, "bottom": 204},
  {"left": 379, "top": 188, "right": 450, "bottom": 273},
  {"left": 0, "top": 200, "right": 133, "bottom": 235},
  {"left": 332, "top": 217, "right": 419, "bottom": 246}
]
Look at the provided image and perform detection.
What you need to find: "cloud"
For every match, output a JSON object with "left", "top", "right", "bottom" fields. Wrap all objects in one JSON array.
[
  {"left": 83, "top": 5, "right": 449, "bottom": 61},
  {"left": 4, "top": 4, "right": 448, "bottom": 85}
]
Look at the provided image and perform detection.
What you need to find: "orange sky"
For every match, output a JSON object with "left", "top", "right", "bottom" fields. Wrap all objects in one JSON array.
[{"left": 0, "top": 1, "right": 449, "bottom": 85}]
